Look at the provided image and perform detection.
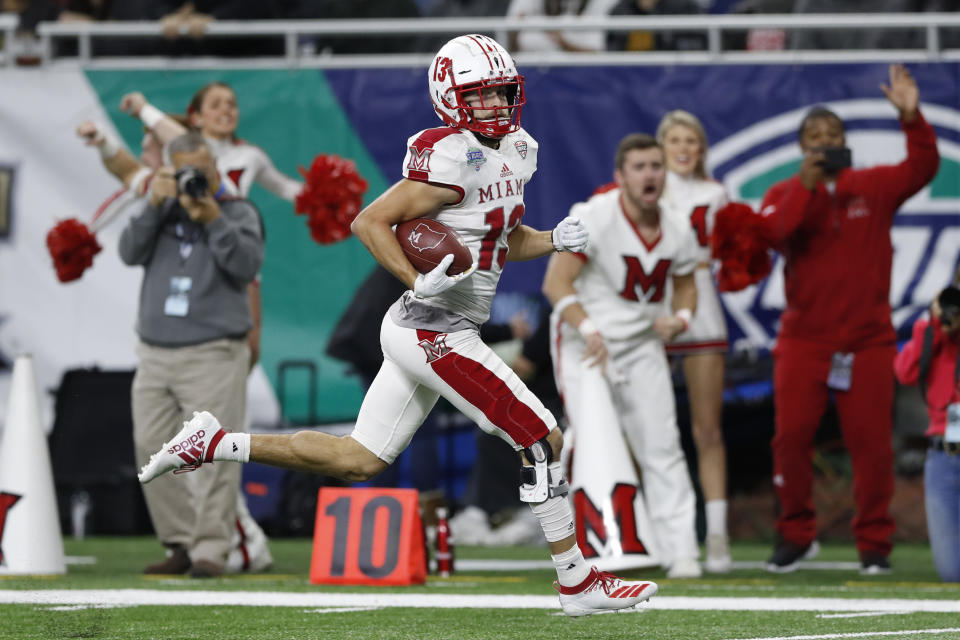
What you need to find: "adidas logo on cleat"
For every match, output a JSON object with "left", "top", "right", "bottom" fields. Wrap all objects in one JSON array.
[{"left": 167, "top": 430, "right": 206, "bottom": 454}]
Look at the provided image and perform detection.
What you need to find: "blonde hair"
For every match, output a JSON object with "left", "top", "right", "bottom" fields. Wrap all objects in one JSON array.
[{"left": 656, "top": 109, "right": 709, "bottom": 180}]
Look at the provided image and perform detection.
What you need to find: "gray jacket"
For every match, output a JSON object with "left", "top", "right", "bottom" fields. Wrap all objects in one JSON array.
[{"left": 119, "top": 197, "right": 264, "bottom": 347}]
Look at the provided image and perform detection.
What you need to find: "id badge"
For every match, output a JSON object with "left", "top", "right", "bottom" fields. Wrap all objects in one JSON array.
[
  {"left": 826, "top": 352, "right": 854, "bottom": 391},
  {"left": 946, "top": 403, "right": 960, "bottom": 449},
  {"left": 163, "top": 276, "right": 192, "bottom": 317}
]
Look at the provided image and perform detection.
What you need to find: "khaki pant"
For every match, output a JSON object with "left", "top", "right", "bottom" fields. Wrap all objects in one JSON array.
[{"left": 132, "top": 338, "right": 249, "bottom": 566}]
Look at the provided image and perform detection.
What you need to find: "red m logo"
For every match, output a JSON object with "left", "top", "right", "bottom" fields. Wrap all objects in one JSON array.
[
  {"left": 418, "top": 334, "right": 451, "bottom": 363},
  {"left": 407, "top": 147, "right": 433, "bottom": 173},
  {"left": 619, "top": 257, "right": 671, "bottom": 303}
]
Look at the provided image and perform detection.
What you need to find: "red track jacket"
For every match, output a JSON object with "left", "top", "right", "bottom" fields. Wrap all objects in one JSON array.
[{"left": 758, "top": 113, "right": 939, "bottom": 351}]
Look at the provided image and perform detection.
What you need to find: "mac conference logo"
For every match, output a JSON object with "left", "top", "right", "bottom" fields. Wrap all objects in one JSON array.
[{"left": 707, "top": 99, "right": 960, "bottom": 349}]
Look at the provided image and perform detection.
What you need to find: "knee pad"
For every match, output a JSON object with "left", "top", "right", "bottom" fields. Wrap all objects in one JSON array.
[{"left": 519, "top": 438, "right": 568, "bottom": 503}]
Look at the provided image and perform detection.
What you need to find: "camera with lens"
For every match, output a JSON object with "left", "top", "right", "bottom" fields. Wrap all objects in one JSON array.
[
  {"left": 939, "top": 286, "right": 960, "bottom": 330},
  {"left": 174, "top": 166, "right": 209, "bottom": 199}
]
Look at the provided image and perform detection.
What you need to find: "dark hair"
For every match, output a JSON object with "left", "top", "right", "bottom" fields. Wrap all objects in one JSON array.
[
  {"left": 798, "top": 106, "right": 844, "bottom": 140},
  {"left": 615, "top": 133, "right": 661, "bottom": 170},
  {"left": 187, "top": 82, "right": 235, "bottom": 121}
]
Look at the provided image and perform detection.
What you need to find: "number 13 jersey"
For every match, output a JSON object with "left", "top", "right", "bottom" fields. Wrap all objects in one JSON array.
[{"left": 401, "top": 126, "right": 538, "bottom": 325}]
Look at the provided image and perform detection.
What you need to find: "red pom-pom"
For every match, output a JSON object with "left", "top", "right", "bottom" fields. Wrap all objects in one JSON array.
[
  {"left": 711, "top": 202, "right": 772, "bottom": 292},
  {"left": 295, "top": 154, "right": 369, "bottom": 245},
  {"left": 46, "top": 218, "right": 103, "bottom": 283}
]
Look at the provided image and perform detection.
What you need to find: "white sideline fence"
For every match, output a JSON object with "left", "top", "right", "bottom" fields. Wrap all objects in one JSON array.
[{"left": 0, "top": 13, "right": 958, "bottom": 69}]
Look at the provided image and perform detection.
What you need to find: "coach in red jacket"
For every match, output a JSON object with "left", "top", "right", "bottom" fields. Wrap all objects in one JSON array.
[{"left": 756, "top": 64, "right": 940, "bottom": 574}]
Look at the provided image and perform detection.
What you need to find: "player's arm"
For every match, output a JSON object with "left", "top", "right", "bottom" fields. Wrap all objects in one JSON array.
[
  {"left": 119, "top": 91, "right": 188, "bottom": 145},
  {"left": 506, "top": 224, "right": 554, "bottom": 261},
  {"left": 508, "top": 216, "right": 589, "bottom": 260},
  {"left": 653, "top": 271, "right": 697, "bottom": 342},
  {"left": 351, "top": 178, "right": 461, "bottom": 290},
  {"left": 542, "top": 252, "right": 606, "bottom": 368}
]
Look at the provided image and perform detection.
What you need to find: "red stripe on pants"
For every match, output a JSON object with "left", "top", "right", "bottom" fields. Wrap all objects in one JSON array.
[
  {"left": 772, "top": 339, "right": 895, "bottom": 555},
  {"left": 416, "top": 329, "right": 549, "bottom": 448}
]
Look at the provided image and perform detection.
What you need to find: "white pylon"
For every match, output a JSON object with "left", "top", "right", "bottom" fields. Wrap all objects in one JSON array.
[{"left": 0, "top": 354, "right": 66, "bottom": 575}]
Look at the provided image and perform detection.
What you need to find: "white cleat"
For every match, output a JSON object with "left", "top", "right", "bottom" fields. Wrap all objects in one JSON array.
[
  {"left": 704, "top": 533, "right": 733, "bottom": 574},
  {"left": 138, "top": 411, "right": 226, "bottom": 484},
  {"left": 556, "top": 567, "right": 658, "bottom": 618}
]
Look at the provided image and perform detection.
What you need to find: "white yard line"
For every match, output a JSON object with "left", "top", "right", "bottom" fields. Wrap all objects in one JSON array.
[
  {"left": 724, "top": 628, "right": 960, "bottom": 640},
  {"left": 2, "top": 590, "right": 960, "bottom": 614},
  {"left": 817, "top": 612, "right": 910, "bottom": 619}
]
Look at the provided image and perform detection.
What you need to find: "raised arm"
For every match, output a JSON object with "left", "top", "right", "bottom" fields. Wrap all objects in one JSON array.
[
  {"left": 77, "top": 121, "right": 144, "bottom": 188},
  {"left": 119, "top": 92, "right": 189, "bottom": 145}
]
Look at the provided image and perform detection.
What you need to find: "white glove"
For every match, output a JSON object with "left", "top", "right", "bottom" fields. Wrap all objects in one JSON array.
[
  {"left": 552, "top": 216, "right": 588, "bottom": 252},
  {"left": 413, "top": 254, "right": 476, "bottom": 299}
]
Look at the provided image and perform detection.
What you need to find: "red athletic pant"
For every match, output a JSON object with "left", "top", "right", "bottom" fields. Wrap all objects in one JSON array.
[{"left": 771, "top": 338, "right": 896, "bottom": 556}]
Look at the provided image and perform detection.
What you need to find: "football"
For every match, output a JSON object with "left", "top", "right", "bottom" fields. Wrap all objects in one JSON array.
[{"left": 395, "top": 218, "right": 473, "bottom": 276}]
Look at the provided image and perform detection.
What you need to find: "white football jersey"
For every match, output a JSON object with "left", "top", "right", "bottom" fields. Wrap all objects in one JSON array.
[
  {"left": 205, "top": 136, "right": 302, "bottom": 202},
  {"left": 401, "top": 126, "right": 538, "bottom": 324},
  {"left": 571, "top": 188, "right": 698, "bottom": 357},
  {"left": 659, "top": 171, "right": 728, "bottom": 264}
]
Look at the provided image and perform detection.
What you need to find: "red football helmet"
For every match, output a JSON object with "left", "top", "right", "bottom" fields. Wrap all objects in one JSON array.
[{"left": 428, "top": 34, "right": 525, "bottom": 139}]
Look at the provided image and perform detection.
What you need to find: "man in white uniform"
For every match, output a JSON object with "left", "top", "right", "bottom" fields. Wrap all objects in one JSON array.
[
  {"left": 543, "top": 133, "right": 703, "bottom": 578},
  {"left": 138, "top": 34, "right": 658, "bottom": 617}
]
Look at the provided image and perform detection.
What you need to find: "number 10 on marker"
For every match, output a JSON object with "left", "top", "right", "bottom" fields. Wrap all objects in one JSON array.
[{"left": 309, "top": 487, "right": 427, "bottom": 586}]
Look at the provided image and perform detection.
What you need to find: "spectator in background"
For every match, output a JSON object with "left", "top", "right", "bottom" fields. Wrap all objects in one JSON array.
[
  {"left": 606, "top": 0, "right": 705, "bottom": 51},
  {"left": 543, "top": 133, "right": 702, "bottom": 578},
  {"left": 120, "top": 132, "right": 264, "bottom": 578},
  {"left": 755, "top": 64, "right": 939, "bottom": 574},
  {"left": 506, "top": 0, "right": 619, "bottom": 53},
  {"left": 290, "top": 0, "right": 420, "bottom": 54},
  {"left": 790, "top": 0, "right": 925, "bottom": 50},
  {"left": 120, "top": 84, "right": 303, "bottom": 205},
  {"left": 157, "top": 1, "right": 281, "bottom": 56},
  {"left": 656, "top": 110, "right": 732, "bottom": 573},
  {"left": 894, "top": 275, "right": 960, "bottom": 583},
  {"left": 75, "top": 119, "right": 273, "bottom": 575},
  {"left": 723, "top": 0, "right": 795, "bottom": 51}
]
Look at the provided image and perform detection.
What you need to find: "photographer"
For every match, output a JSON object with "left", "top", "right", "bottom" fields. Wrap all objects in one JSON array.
[
  {"left": 894, "top": 281, "right": 960, "bottom": 582},
  {"left": 755, "top": 64, "right": 940, "bottom": 574},
  {"left": 119, "top": 131, "right": 264, "bottom": 578}
]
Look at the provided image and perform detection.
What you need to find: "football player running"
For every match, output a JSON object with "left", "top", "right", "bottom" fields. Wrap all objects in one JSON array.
[{"left": 139, "top": 34, "right": 657, "bottom": 617}]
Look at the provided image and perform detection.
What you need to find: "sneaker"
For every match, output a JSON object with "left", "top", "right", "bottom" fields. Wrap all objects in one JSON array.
[
  {"left": 704, "top": 533, "right": 732, "bottom": 574},
  {"left": 138, "top": 411, "right": 227, "bottom": 483},
  {"left": 765, "top": 539, "right": 820, "bottom": 573},
  {"left": 448, "top": 506, "right": 492, "bottom": 546},
  {"left": 859, "top": 553, "right": 891, "bottom": 576},
  {"left": 143, "top": 544, "right": 191, "bottom": 575},
  {"left": 666, "top": 557, "right": 702, "bottom": 579},
  {"left": 556, "top": 566, "right": 658, "bottom": 617}
]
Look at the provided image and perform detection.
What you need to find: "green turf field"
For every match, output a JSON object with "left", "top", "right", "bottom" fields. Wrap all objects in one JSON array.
[{"left": 3, "top": 538, "right": 960, "bottom": 640}]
